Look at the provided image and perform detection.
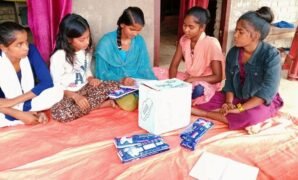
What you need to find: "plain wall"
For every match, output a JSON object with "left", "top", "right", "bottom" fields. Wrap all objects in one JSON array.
[
  {"left": 226, "top": 0, "right": 298, "bottom": 50},
  {"left": 73, "top": 0, "right": 156, "bottom": 64}
]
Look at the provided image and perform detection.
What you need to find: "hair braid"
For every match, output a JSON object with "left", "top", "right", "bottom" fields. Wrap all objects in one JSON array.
[{"left": 117, "top": 26, "right": 122, "bottom": 50}]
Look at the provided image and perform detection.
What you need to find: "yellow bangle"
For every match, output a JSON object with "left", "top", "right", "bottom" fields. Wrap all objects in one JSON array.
[{"left": 236, "top": 103, "right": 245, "bottom": 112}]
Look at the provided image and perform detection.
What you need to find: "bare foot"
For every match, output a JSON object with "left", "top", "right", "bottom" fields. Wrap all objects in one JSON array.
[
  {"left": 191, "top": 107, "right": 207, "bottom": 116},
  {"left": 110, "top": 100, "right": 118, "bottom": 109},
  {"left": 246, "top": 123, "right": 261, "bottom": 134},
  {"left": 192, "top": 107, "right": 228, "bottom": 124},
  {"left": 36, "top": 112, "right": 49, "bottom": 124},
  {"left": 245, "top": 119, "right": 276, "bottom": 135},
  {"left": 99, "top": 99, "right": 118, "bottom": 109}
]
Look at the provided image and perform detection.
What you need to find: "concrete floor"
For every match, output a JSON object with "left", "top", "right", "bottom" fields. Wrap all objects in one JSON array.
[{"left": 159, "top": 15, "right": 185, "bottom": 71}]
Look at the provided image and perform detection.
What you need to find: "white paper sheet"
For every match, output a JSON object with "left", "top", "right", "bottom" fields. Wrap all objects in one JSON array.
[{"left": 189, "top": 152, "right": 259, "bottom": 180}]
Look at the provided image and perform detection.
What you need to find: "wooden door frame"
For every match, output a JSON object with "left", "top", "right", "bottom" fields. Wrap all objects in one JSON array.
[
  {"left": 154, "top": 0, "right": 161, "bottom": 67},
  {"left": 218, "top": 0, "right": 231, "bottom": 54}
]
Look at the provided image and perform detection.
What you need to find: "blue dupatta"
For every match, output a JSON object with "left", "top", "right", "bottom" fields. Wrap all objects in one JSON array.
[{"left": 94, "top": 30, "right": 157, "bottom": 81}]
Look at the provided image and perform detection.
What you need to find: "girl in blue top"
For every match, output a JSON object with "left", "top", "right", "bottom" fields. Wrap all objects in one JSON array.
[
  {"left": 192, "top": 7, "right": 284, "bottom": 133},
  {"left": 0, "top": 22, "right": 63, "bottom": 127},
  {"left": 95, "top": 7, "right": 156, "bottom": 84},
  {"left": 95, "top": 7, "right": 157, "bottom": 111}
]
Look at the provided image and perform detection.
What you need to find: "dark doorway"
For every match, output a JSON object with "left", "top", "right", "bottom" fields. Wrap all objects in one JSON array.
[
  {"left": 159, "top": 0, "right": 219, "bottom": 67},
  {"left": 160, "top": 0, "right": 180, "bottom": 39},
  {"left": 206, "top": 0, "right": 217, "bottom": 36},
  {"left": 161, "top": 0, "right": 218, "bottom": 38},
  {"left": 159, "top": 0, "right": 180, "bottom": 68}
]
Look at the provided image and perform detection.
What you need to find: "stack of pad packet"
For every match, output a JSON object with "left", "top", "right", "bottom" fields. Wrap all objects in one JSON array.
[
  {"left": 114, "top": 133, "right": 170, "bottom": 163},
  {"left": 180, "top": 118, "right": 214, "bottom": 151}
]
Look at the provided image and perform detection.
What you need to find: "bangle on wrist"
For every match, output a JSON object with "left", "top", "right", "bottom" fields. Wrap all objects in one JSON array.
[{"left": 236, "top": 103, "right": 245, "bottom": 112}]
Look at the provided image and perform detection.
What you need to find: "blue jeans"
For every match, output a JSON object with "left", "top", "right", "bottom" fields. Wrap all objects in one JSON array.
[{"left": 192, "top": 84, "right": 204, "bottom": 99}]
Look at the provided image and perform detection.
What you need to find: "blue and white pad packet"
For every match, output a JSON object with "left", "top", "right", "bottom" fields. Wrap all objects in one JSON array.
[
  {"left": 180, "top": 118, "right": 214, "bottom": 151},
  {"left": 114, "top": 133, "right": 161, "bottom": 148},
  {"left": 114, "top": 133, "right": 170, "bottom": 163}
]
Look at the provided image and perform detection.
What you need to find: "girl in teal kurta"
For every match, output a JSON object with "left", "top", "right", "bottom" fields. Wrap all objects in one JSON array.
[
  {"left": 95, "top": 30, "right": 156, "bottom": 81},
  {"left": 95, "top": 7, "right": 157, "bottom": 111}
]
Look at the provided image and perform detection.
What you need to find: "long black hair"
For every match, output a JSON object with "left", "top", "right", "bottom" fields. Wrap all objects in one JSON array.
[
  {"left": 185, "top": 6, "right": 211, "bottom": 27},
  {"left": 116, "top": 7, "right": 145, "bottom": 50},
  {"left": 238, "top": 6, "right": 274, "bottom": 40},
  {"left": 53, "top": 13, "right": 92, "bottom": 65},
  {"left": 0, "top": 21, "right": 27, "bottom": 47}
]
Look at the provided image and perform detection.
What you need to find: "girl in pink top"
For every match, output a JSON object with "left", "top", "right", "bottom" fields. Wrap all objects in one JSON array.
[{"left": 169, "top": 6, "right": 224, "bottom": 105}]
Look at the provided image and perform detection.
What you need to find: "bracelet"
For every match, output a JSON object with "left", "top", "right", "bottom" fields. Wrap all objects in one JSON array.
[{"left": 236, "top": 103, "right": 245, "bottom": 112}]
